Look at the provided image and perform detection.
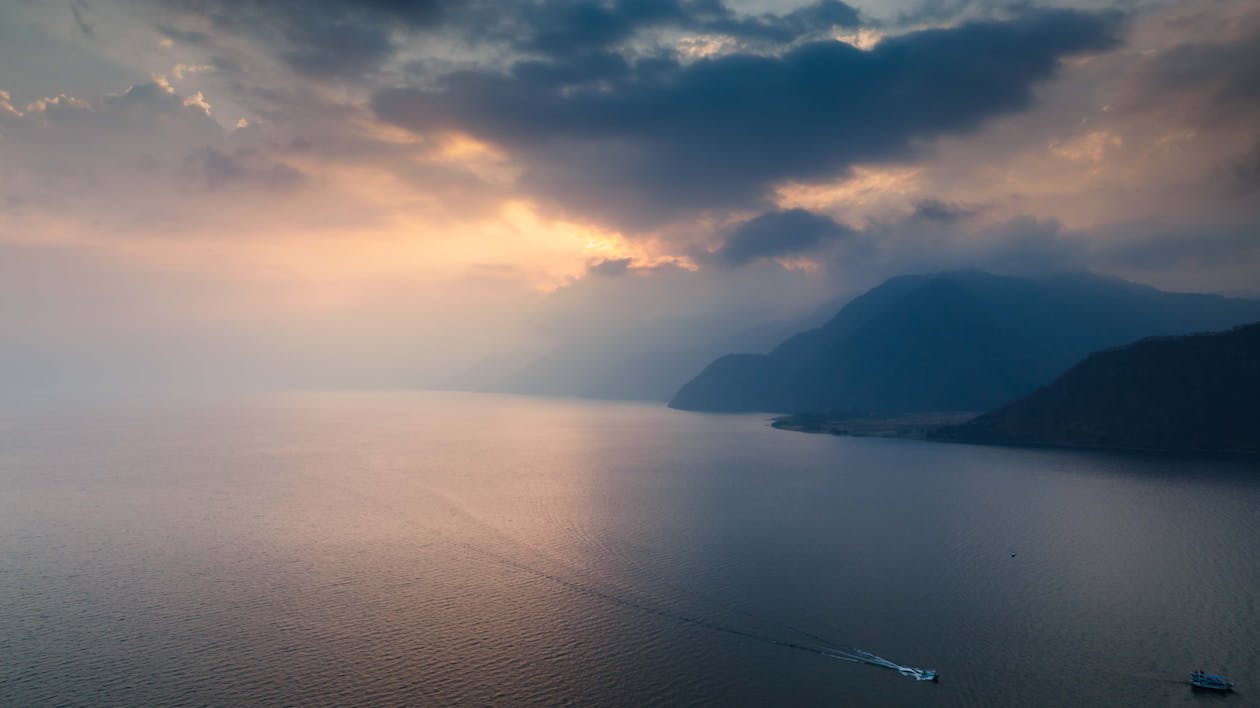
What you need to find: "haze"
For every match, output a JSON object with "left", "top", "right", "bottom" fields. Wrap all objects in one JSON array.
[{"left": 3, "top": 0, "right": 1258, "bottom": 393}]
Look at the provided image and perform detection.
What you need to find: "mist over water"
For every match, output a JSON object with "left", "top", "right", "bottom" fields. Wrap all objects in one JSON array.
[{"left": 2, "top": 392, "right": 1257, "bottom": 706}]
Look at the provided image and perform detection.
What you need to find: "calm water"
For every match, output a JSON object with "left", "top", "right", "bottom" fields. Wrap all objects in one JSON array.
[{"left": 1, "top": 392, "right": 1257, "bottom": 706}]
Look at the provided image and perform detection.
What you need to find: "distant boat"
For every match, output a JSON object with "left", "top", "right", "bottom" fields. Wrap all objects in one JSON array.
[{"left": 1190, "top": 671, "right": 1232, "bottom": 691}]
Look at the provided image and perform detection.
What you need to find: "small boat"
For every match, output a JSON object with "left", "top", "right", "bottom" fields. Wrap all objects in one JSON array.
[{"left": 1190, "top": 670, "right": 1232, "bottom": 691}]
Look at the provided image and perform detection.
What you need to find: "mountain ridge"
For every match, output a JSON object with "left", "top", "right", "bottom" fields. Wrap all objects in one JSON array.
[
  {"left": 934, "top": 321, "right": 1260, "bottom": 452},
  {"left": 669, "top": 270, "right": 1260, "bottom": 415}
]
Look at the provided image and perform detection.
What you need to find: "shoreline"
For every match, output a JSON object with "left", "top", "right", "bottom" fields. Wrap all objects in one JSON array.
[
  {"left": 770, "top": 412, "right": 979, "bottom": 439},
  {"left": 772, "top": 412, "right": 1260, "bottom": 457}
]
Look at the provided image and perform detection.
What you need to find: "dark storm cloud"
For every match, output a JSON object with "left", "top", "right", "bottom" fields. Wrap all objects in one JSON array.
[
  {"left": 736, "top": 0, "right": 862, "bottom": 41},
  {"left": 373, "top": 9, "right": 1121, "bottom": 227},
  {"left": 711, "top": 209, "right": 852, "bottom": 266},
  {"left": 494, "top": 0, "right": 692, "bottom": 57},
  {"left": 487, "top": 0, "right": 860, "bottom": 57},
  {"left": 155, "top": 1, "right": 858, "bottom": 77}
]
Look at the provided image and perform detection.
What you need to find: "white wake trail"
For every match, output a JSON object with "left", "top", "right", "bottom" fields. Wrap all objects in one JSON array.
[{"left": 820, "top": 648, "right": 938, "bottom": 681}]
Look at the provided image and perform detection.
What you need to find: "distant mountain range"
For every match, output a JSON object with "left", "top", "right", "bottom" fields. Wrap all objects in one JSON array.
[
  {"left": 669, "top": 270, "right": 1260, "bottom": 415},
  {"left": 935, "top": 322, "right": 1260, "bottom": 452},
  {"left": 471, "top": 297, "right": 846, "bottom": 402}
]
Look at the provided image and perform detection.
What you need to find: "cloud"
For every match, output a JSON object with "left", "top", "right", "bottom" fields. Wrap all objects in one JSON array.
[
  {"left": 69, "top": 0, "right": 94, "bottom": 36},
  {"left": 894, "top": 214, "right": 1088, "bottom": 277},
  {"left": 5, "top": 0, "right": 1260, "bottom": 395},
  {"left": 528, "top": 255, "right": 835, "bottom": 353},
  {"left": 476, "top": 0, "right": 861, "bottom": 58},
  {"left": 1143, "top": 17, "right": 1260, "bottom": 120},
  {"left": 1233, "top": 140, "right": 1260, "bottom": 190},
  {"left": 374, "top": 9, "right": 1121, "bottom": 228},
  {"left": 0, "top": 81, "right": 222, "bottom": 181},
  {"left": 145, "top": 0, "right": 866, "bottom": 85},
  {"left": 282, "top": 17, "right": 396, "bottom": 78},
  {"left": 181, "top": 147, "right": 306, "bottom": 192},
  {"left": 701, "top": 201, "right": 1088, "bottom": 279},
  {"left": 692, "top": 197, "right": 1089, "bottom": 279},
  {"left": 588, "top": 257, "right": 634, "bottom": 276},
  {"left": 490, "top": 0, "right": 693, "bottom": 58},
  {"left": 710, "top": 208, "right": 852, "bottom": 266},
  {"left": 153, "top": 0, "right": 451, "bottom": 78},
  {"left": 909, "top": 199, "right": 978, "bottom": 224},
  {"left": 1090, "top": 216, "right": 1260, "bottom": 278}
]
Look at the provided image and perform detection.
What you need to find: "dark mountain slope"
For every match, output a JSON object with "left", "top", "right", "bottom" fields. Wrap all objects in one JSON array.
[
  {"left": 669, "top": 270, "right": 1260, "bottom": 415},
  {"left": 936, "top": 322, "right": 1260, "bottom": 452}
]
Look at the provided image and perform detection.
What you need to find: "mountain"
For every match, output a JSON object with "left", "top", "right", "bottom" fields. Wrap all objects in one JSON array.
[
  {"left": 935, "top": 322, "right": 1260, "bottom": 452},
  {"left": 487, "top": 344, "right": 722, "bottom": 401},
  {"left": 669, "top": 270, "right": 1260, "bottom": 415},
  {"left": 477, "top": 297, "right": 847, "bottom": 402}
]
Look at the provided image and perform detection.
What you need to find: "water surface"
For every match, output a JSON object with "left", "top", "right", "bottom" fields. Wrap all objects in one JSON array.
[{"left": 1, "top": 392, "right": 1257, "bottom": 706}]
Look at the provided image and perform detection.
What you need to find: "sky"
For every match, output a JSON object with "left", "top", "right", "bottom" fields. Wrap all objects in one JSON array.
[{"left": 1, "top": 0, "right": 1258, "bottom": 391}]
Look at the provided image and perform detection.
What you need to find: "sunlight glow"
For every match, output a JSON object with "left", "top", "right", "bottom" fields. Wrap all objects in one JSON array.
[{"left": 775, "top": 167, "right": 923, "bottom": 215}]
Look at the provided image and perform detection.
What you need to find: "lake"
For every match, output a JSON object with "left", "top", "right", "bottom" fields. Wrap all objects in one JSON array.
[{"left": 1, "top": 391, "right": 1257, "bottom": 706}]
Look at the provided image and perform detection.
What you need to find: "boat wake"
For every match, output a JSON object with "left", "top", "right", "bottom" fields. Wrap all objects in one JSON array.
[
  {"left": 312, "top": 468, "right": 939, "bottom": 685},
  {"left": 439, "top": 510, "right": 942, "bottom": 684},
  {"left": 819, "top": 648, "right": 938, "bottom": 681}
]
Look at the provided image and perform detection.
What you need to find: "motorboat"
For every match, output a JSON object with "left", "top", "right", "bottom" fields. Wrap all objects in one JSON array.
[{"left": 1190, "top": 671, "right": 1232, "bottom": 692}]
